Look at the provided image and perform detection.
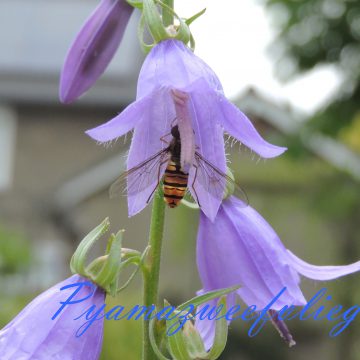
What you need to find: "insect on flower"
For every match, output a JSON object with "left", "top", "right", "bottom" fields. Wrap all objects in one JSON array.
[
  {"left": 110, "top": 124, "right": 248, "bottom": 209},
  {"left": 87, "top": 40, "right": 287, "bottom": 220}
]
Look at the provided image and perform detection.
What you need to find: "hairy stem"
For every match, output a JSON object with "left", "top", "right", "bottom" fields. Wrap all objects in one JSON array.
[{"left": 142, "top": 189, "right": 166, "bottom": 360}]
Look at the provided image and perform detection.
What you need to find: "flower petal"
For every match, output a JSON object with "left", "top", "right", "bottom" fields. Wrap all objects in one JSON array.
[
  {"left": 60, "top": 0, "right": 133, "bottom": 103},
  {"left": 0, "top": 274, "right": 105, "bottom": 359},
  {"left": 286, "top": 250, "right": 360, "bottom": 281},
  {"left": 126, "top": 88, "right": 174, "bottom": 216},
  {"left": 217, "top": 95, "right": 287, "bottom": 158},
  {"left": 197, "top": 197, "right": 306, "bottom": 310},
  {"left": 85, "top": 90, "right": 159, "bottom": 142},
  {"left": 195, "top": 292, "right": 237, "bottom": 351},
  {"left": 137, "top": 40, "right": 223, "bottom": 100},
  {"left": 186, "top": 80, "right": 226, "bottom": 221},
  {"left": 194, "top": 298, "right": 217, "bottom": 352}
]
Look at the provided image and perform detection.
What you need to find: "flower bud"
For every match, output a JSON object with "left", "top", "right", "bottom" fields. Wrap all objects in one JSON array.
[
  {"left": 70, "top": 218, "right": 140, "bottom": 296},
  {"left": 60, "top": 0, "right": 134, "bottom": 103},
  {"left": 150, "top": 296, "right": 231, "bottom": 360}
]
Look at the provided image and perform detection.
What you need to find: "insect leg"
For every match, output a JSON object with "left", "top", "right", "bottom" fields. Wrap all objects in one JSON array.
[
  {"left": 160, "top": 134, "right": 171, "bottom": 144},
  {"left": 170, "top": 117, "right": 177, "bottom": 127},
  {"left": 191, "top": 163, "right": 201, "bottom": 207},
  {"left": 160, "top": 117, "right": 178, "bottom": 144}
]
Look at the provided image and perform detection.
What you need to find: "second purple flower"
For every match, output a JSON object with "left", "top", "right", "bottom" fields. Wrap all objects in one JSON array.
[{"left": 195, "top": 196, "right": 360, "bottom": 349}]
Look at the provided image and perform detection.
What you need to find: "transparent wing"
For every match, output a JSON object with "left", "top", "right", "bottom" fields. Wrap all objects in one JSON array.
[
  {"left": 193, "top": 152, "right": 249, "bottom": 207},
  {"left": 110, "top": 148, "right": 170, "bottom": 199}
]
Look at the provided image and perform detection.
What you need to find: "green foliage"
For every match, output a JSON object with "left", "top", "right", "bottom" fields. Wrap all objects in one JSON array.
[
  {"left": 280, "top": 133, "right": 313, "bottom": 159},
  {"left": 339, "top": 110, "right": 360, "bottom": 153},
  {"left": 100, "top": 292, "right": 142, "bottom": 360},
  {"left": 307, "top": 85, "right": 360, "bottom": 136},
  {"left": 264, "top": 0, "right": 360, "bottom": 136},
  {"left": 0, "top": 295, "right": 33, "bottom": 327},
  {"left": 309, "top": 174, "right": 360, "bottom": 220},
  {"left": 0, "top": 226, "right": 31, "bottom": 274},
  {"left": 265, "top": 0, "right": 359, "bottom": 74}
]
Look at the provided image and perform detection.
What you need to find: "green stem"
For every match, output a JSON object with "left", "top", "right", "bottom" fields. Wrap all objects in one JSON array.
[
  {"left": 142, "top": 190, "right": 166, "bottom": 360},
  {"left": 162, "top": 0, "right": 174, "bottom": 27}
]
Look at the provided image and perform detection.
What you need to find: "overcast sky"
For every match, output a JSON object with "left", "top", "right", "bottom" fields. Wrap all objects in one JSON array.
[{"left": 177, "top": 0, "right": 342, "bottom": 115}]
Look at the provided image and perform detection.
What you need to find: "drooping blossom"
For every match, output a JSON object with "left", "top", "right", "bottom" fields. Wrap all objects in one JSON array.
[
  {"left": 86, "top": 39, "right": 287, "bottom": 220},
  {"left": 195, "top": 196, "right": 360, "bottom": 349},
  {"left": 0, "top": 274, "right": 105, "bottom": 359},
  {"left": 60, "top": 0, "right": 134, "bottom": 103}
]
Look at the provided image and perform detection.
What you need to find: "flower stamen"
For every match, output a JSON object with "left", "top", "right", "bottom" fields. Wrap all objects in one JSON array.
[{"left": 171, "top": 89, "right": 195, "bottom": 173}]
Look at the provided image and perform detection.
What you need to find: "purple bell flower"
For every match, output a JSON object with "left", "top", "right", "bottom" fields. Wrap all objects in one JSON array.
[
  {"left": 196, "top": 196, "right": 360, "bottom": 349},
  {"left": 0, "top": 274, "right": 105, "bottom": 359},
  {"left": 60, "top": 0, "right": 134, "bottom": 103},
  {"left": 86, "top": 39, "right": 286, "bottom": 220}
]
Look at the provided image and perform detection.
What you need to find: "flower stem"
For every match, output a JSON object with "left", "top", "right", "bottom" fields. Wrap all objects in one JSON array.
[
  {"left": 142, "top": 189, "right": 166, "bottom": 360},
  {"left": 162, "top": 0, "right": 174, "bottom": 27}
]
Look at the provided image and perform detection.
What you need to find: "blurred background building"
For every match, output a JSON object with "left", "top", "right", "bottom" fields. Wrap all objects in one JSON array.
[
  {"left": 0, "top": 1, "right": 359, "bottom": 360},
  {"left": 0, "top": 0, "right": 143, "bottom": 291}
]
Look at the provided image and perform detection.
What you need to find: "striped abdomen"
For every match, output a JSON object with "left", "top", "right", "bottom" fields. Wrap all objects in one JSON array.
[{"left": 163, "top": 161, "right": 188, "bottom": 208}]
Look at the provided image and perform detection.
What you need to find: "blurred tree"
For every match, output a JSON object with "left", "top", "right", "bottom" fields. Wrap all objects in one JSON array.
[{"left": 264, "top": 0, "right": 360, "bottom": 141}]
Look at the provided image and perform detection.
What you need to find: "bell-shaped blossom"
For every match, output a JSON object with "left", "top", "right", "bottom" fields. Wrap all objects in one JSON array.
[
  {"left": 86, "top": 39, "right": 286, "bottom": 220},
  {"left": 0, "top": 274, "right": 105, "bottom": 359},
  {"left": 196, "top": 196, "right": 360, "bottom": 348},
  {"left": 60, "top": 0, "right": 134, "bottom": 103}
]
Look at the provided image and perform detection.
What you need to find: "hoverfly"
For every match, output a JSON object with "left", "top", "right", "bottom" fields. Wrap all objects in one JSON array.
[{"left": 110, "top": 125, "right": 248, "bottom": 208}]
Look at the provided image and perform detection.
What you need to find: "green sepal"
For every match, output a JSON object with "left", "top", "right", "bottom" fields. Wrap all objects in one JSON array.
[
  {"left": 139, "top": 0, "right": 192, "bottom": 50},
  {"left": 143, "top": 0, "right": 168, "bottom": 43},
  {"left": 93, "top": 230, "right": 123, "bottom": 296},
  {"left": 126, "top": 0, "right": 143, "bottom": 9},
  {"left": 149, "top": 316, "right": 172, "bottom": 360},
  {"left": 177, "top": 285, "right": 239, "bottom": 311},
  {"left": 138, "top": 13, "right": 156, "bottom": 54},
  {"left": 185, "top": 8, "right": 206, "bottom": 26},
  {"left": 165, "top": 301, "right": 192, "bottom": 360},
  {"left": 70, "top": 218, "right": 110, "bottom": 275},
  {"left": 223, "top": 167, "right": 235, "bottom": 200},
  {"left": 156, "top": 1, "right": 190, "bottom": 44},
  {"left": 189, "top": 32, "right": 196, "bottom": 52},
  {"left": 201, "top": 297, "right": 228, "bottom": 359},
  {"left": 180, "top": 198, "right": 199, "bottom": 210},
  {"left": 121, "top": 247, "right": 142, "bottom": 260},
  {"left": 116, "top": 246, "right": 150, "bottom": 293},
  {"left": 182, "top": 322, "right": 207, "bottom": 358},
  {"left": 86, "top": 255, "right": 108, "bottom": 277},
  {"left": 181, "top": 166, "right": 238, "bottom": 209},
  {"left": 174, "top": 18, "right": 191, "bottom": 45},
  {"left": 180, "top": 191, "right": 199, "bottom": 210}
]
